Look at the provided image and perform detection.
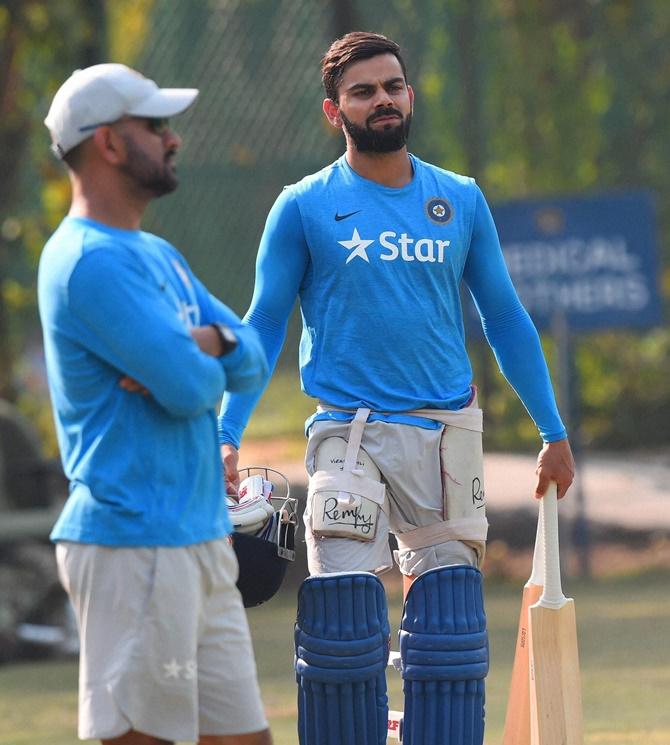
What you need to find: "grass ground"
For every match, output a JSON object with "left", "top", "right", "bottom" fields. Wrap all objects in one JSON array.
[{"left": 0, "top": 569, "right": 668, "bottom": 745}]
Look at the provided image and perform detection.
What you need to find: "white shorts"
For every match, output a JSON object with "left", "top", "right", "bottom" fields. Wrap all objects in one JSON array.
[
  {"left": 304, "top": 412, "right": 487, "bottom": 577},
  {"left": 56, "top": 538, "right": 268, "bottom": 742}
]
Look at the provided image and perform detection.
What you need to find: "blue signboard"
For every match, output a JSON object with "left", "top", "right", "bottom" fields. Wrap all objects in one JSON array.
[{"left": 467, "top": 190, "right": 662, "bottom": 333}]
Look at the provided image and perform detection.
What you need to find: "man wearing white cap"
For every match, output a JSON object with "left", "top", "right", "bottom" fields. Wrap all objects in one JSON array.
[{"left": 38, "top": 64, "right": 273, "bottom": 745}]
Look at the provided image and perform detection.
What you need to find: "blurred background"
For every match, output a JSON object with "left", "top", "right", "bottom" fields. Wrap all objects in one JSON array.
[{"left": 0, "top": 1, "right": 668, "bottom": 742}]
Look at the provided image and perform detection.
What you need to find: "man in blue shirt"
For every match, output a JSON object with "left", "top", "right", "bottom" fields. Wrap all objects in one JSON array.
[
  {"left": 219, "top": 35, "right": 574, "bottom": 576},
  {"left": 219, "top": 32, "right": 574, "bottom": 587},
  {"left": 40, "top": 64, "right": 273, "bottom": 745}
]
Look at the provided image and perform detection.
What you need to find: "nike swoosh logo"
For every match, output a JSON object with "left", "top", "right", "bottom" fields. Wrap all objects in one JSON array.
[{"left": 334, "top": 210, "right": 361, "bottom": 221}]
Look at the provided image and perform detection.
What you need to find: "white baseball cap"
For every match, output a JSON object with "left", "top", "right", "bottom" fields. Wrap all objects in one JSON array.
[{"left": 44, "top": 63, "right": 199, "bottom": 159}]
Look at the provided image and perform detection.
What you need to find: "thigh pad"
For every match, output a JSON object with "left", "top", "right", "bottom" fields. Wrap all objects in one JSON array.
[{"left": 308, "top": 436, "right": 385, "bottom": 542}]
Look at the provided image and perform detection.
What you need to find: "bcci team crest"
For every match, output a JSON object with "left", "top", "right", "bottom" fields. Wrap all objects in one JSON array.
[{"left": 426, "top": 196, "right": 454, "bottom": 225}]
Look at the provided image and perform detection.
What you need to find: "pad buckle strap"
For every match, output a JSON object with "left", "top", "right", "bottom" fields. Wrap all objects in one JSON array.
[
  {"left": 395, "top": 517, "right": 489, "bottom": 550},
  {"left": 307, "top": 407, "right": 386, "bottom": 510},
  {"left": 343, "top": 407, "right": 370, "bottom": 471},
  {"left": 335, "top": 407, "right": 372, "bottom": 508},
  {"left": 409, "top": 407, "right": 482, "bottom": 433},
  {"left": 309, "top": 469, "right": 385, "bottom": 506},
  {"left": 317, "top": 401, "right": 483, "bottom": 432}
]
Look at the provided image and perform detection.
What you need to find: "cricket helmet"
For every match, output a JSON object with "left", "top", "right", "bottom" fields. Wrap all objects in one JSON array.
[{"left": 227, "top": 467, "right": 298, "bottom": 608}]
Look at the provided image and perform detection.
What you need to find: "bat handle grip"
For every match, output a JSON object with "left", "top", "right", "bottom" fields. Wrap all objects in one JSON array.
[
  {"left": 539, "top": 481, "right": 567, "bottom": 608},
  {"left": 527, "top": 502, "right": 544, "bottom": 586}
]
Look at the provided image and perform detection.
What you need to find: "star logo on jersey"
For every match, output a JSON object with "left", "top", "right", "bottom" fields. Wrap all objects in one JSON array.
[{"left": 338, "top": 228, "right": 375, "bottom": 264}]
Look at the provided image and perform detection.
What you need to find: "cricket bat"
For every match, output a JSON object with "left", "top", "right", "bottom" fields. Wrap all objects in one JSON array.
[
  {"left": 529, "top": 482, "right": 584, "bottom": 745},
  {"left": 502, "top": 506, "right": 544, "bottom": 745}
]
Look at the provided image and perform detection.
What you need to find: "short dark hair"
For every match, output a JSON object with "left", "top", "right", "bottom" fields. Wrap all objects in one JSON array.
[
  {"left": 321, "top": 31, "right": 408, "bottom": 102},
  {"left": 62, "top": 141, "right": 85, "bottom": 171}
]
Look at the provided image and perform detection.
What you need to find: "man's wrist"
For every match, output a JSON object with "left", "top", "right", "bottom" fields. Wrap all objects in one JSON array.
[{"left": 210, "top": 323, "right": 239, "bottom": 356}]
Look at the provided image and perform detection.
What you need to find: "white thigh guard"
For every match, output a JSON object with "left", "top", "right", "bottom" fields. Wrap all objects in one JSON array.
[
  {"left": 308, "top": 437, "right": 385, "bottom": 541},
  {"left": 395, "top": 422, "right": 487, "bottom": 568},
  {"left": 307, "top": 409, "right": 386, "bottom": 542},
  {"left": 440, "top": 423, "right": 486, "bottom": 521}
]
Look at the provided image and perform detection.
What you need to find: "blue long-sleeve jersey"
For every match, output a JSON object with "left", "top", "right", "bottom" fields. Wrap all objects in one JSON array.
[
  {"left": 219, "top": 154, "right": 566, "bottom": 447},
  {"left": 38, "top": 216, "right": 268, "bottom": 546}
]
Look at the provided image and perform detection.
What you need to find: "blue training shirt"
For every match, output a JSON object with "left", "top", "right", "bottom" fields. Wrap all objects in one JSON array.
[
  {"left": 219, "top": 154, "right": 566, "bottom": 447},
  {"left": 38, "top": 216, "right": 268, "bottom": 546}
]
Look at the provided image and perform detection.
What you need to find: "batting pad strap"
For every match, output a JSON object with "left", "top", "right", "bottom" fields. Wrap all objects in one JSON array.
[
  {"left": 315, "top": 402, "right": 483, "bottom": 433},
  {"left": 295, "top": 572, "right": 390, "bottom": 745},
  {"left": 400, "top": 565, "right": 488, "bottom": 745},
  {"left": 395, "top": 517, "right": 489, "bottom": 551},
  {"left": 308, "top": 469, "right": 386, "bottom": 507},
  {"left": 343, "top": 407, "right": 370, "bottom": 471},
  {"left": 409, "top": 406, "right": 483, "bottom": 432}
]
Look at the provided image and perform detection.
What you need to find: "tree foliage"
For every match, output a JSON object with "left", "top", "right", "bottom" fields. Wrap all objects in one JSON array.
[
  {"left": 0, "top": 0, "right": 99, "bottom": 402},
  {"left": 414, "top": 0, "right": 670, "bottom": 450},
  {"left": 0, "top": 0, "right": 153, "bottom": 451}
]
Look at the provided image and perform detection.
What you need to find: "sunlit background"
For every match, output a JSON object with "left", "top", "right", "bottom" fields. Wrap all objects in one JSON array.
[{"left": 0, "top": 2, "right": 668, "bottom": 743}]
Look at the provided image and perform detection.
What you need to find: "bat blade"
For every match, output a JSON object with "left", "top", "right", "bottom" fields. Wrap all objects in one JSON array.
[
  {"left": 502, "top": 508, "right": 544, "bottom": 745},
  {"left": 529, "top": 599, "right": 583, "bottom": 744},
  {"left": 528, "top": 483, "right": 584, "bottom": 745},
  {"left": 502, "top": 581, "right": 543, "bottom": 745}
]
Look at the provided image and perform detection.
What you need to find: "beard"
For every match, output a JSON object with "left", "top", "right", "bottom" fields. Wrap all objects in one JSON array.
[
  {"left": 340, "top": 107, "right": 412, "bottom": 153},
  {"left": 119, "top": 133, "right": 178, "bottom": 197}
]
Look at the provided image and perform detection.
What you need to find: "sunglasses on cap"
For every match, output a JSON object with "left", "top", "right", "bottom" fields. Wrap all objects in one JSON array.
[
  {"left": 143, "top": 117, "right": 170, "bottom": 135},
  {"left": 78, "top": 116, "right": 170, "bottom": 136}
]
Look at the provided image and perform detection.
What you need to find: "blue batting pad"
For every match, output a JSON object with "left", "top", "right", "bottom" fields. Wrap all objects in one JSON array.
[
  {"left": 400, "top": 565, "right": 488, "bottom": 745},
  {"left": 295, "top": 572, "right": 390, "bottom": 745}
]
